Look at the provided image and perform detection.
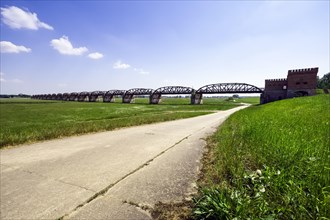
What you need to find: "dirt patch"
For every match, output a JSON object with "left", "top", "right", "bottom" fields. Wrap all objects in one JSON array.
[
  {"left": 150, "top": 134, "right": 218, "bottom": 220},
  {"left": 151, "top": 200, "right": 194, "bottom": 220}
]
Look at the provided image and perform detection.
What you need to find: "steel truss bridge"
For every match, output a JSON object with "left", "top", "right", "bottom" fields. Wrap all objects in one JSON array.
[
  {"left": 150, "top": 86, "right": 195, "bottom": 104},
  {"left": 196, "top": 83, "right": 263, "bottom": 94},
  {"left": 32, "top": 83, "right": 263, "bottom": 104}
]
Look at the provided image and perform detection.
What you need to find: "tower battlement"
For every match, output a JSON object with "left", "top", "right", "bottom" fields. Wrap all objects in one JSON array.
[
  {"left": 265, "top": 78, "right": 287, "bottom": 91},
  {"left": 265, "top": 78, "right": 287, "bottom": 82},
  {"left": 288, "top": 67, "right": 319, "bottom": 75}
]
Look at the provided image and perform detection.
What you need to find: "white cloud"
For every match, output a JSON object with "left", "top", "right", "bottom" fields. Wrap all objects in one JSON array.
[
  {"left": 0, "top": 73, "right": 23, "bottom": 83},
  {"left": 113, "top": 60, "right": 130, "bottom": 69},
  {"left": 0, "top": 41, "right": 31, "bottom": 53},
  {"left": 88, "top": 52, "right": 103, "bottom": 60},
  {"left": 50, "top": 36, "right": 88, "bottom": 56},
  {"left": 1, "top": 6, "right": 53, "bottom": 30},
  {"left": 134, "top": 68, "right": 150, "bottom": 75}
]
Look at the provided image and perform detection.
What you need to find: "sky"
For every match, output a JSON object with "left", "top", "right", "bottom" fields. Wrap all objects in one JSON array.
[{"left": 0, "top": 1, "right": 329, "bottom": 95}]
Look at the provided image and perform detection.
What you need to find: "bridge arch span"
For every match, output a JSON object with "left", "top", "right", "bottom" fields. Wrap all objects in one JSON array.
[
  {"left": 56, "top": 93, "right": 63, "bottom": 100},
  {"left": 69, "top": 92, "right": 78, "bottom": 101},
  {"left": 123, "top": 88, "right": 154, "bottom": 103},
  {"left": 62, "top": 93, "right": 70, "bottom": 101},
  {"left": 38, "top": 94, "right": 45, "bottom": 100},
  {"left": 196, "top": 83, "right": 263, "bottom": 94},
  {"left": 124, "top": 88, "right": 154, "bottom": 95},
  {"left": 51, "top": 93, "right": 57, "bottom": 100},
  {"left": 152, "top": 86, "right": 194, "bottom": 95},
  {"left": 45, "top": 94, "right": 52, "bottom": 100},
  {"left": 77, "top": 92, "right": 90, "bottom": 102},
  {"left": 89, "top": 91, "right": 105, "bottom": 102},
  {"left": 150, "top": 86, "right": 195, "bottom": 104},
  {"left": 103, "top": 90, "right": 126, "bottom": 102},
  {"left": 192, "top": 83, "right": 263, "bottom": 104}
]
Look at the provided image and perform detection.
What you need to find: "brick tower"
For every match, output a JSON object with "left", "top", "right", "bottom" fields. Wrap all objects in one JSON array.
[
  {"left": 261, "top": 67, "right": 318, "bottom": 104},
  {"left": 286, "top": 68, "right": 318, "bottom": 98}
]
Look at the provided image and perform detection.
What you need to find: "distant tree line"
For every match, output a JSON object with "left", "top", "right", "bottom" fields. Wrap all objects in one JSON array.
[
  {"left": 317, "top": 72, "right": 330, "bottom": 89},
  {"left": 0, "top": 94, "right": 31, "bottom": 98}
]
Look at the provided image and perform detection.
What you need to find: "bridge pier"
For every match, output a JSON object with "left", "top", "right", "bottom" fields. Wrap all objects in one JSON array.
[
  {"left": 122, "top": 94, "right": 135, "bottom": 103},
  {"left": 191, "top": 93, "right": 203, "bottom": 104},
  {"left": 149, "top": 93, "right": 161, "bottom": 104}
]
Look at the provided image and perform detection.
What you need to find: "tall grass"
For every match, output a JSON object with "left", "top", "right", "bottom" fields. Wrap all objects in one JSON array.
[
  {"left": 194, "top": 95, "right": 330, "bottom": 219},
  {"left": 0, "top": 98, "right": 241, "bottom": 148}
]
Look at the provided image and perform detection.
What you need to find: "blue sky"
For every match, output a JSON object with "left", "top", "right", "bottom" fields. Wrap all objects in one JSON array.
[{"left": 1, "top": 1, "right": 329, "bottom": 95}]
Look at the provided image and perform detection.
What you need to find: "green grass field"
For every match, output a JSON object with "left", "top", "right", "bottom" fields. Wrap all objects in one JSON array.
[
  {"left": 193, "top": 94, "right": 330, "bottom": 219},
  {"left": 0, "top": 97, "right": 258, "bottom": 148}
]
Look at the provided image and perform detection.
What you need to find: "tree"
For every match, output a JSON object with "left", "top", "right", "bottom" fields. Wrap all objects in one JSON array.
[{"left": 317, "top": 72, "right": 330, "bottom": 89}]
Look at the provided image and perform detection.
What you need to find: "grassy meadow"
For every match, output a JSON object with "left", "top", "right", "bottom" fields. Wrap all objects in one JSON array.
[
  {"left": 193, "top": 94, "right": 330, "bottom": 219},
  {"left": 0, "top": 97, "right": 258, "bottom": 148}
]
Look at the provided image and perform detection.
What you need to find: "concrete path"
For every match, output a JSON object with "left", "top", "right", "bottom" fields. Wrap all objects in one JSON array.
[{"left": 1, "top": 106, "right": 247, "bottom": 220}]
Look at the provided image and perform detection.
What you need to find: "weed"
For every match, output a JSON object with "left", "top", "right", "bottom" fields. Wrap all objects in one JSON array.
[{"left": 194, "top": 95, "right": 330, "bottom": 219}]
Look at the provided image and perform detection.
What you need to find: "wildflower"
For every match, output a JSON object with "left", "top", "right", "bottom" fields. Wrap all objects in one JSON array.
[{"left": 256, "top": 169, "right": 262, "bottom": 176}]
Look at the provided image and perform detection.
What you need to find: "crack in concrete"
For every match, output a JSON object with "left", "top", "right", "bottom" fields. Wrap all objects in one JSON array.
[
  {"left": 121, "top": 200, "right": 153, "bottom": 219},
  {"left": 55, "top": 179, "right": 96, "bottom": 193},
  {"left": 122, "top": 200, "right": 153, "bottom": 212},
  {"left": 60, "top": 134, "right": 193, "bottom": 219}
]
